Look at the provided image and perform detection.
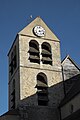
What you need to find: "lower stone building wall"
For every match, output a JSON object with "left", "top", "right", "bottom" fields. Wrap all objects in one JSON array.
[
  {"left": 19, "top": 106, "right": 60, "bottom": 120},
  {"left": 61, "top": 93, "right": 80, "bottom": 119}
]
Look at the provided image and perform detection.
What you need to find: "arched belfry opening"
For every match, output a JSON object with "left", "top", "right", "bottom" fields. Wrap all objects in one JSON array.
[
  {"left": 11, "top": 79, "right": 15, "bottom": 109},
  {"left": 36, "top": 72, "right": 48, "bottom": 106},
  {"left": 41, "top": 42, "right": 52, "bottom": 65},
  {"left": 29, "top": 40, "right": 40, "bottom": 63}
]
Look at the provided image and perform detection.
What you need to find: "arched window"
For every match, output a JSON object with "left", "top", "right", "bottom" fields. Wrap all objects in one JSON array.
[
  {"left": 36, "top": 73, "right": 48, "bottom": 106},
  {"left": 29, "top": 40, "right": 40, "bottom": 63},
  {"left": 41, "top": 42, "right": 52, "bottom": 65},
  {"left": 11, "top": 79, "right": 15, "bottom": 109}
]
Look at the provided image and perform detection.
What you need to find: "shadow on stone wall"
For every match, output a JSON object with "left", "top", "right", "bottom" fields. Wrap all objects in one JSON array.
[
  {"left": 17, "top": 74, "right": 80, "bottom": 120},
  {"left": 1, "top": 74, "right": 80, "bottom": 120},
  {"left": 16, "top": 80, "right": 65, "bottom": 120}
]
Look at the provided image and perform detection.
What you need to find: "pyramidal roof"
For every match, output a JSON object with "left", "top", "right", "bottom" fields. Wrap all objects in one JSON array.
[{"left": 18, "top": 16, "right": 59, "bottom": 41}]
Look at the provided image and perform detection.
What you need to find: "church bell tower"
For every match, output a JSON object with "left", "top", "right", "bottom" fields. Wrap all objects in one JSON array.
[{"left": 8, "top": 17, "right": 64, "bottom": 119}]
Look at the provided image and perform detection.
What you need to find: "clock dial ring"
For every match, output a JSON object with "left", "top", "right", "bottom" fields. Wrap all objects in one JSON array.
[{"left": 33, "top": 26, "right": 45, "bottom": 37}]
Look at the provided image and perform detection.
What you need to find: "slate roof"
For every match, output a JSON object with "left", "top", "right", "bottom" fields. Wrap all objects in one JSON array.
[
  {"left": 61, "top": 55, "right": 80, "bottom": 71},
  {"left": 60, "top": 74, "right": 80, "bottom": 107}
]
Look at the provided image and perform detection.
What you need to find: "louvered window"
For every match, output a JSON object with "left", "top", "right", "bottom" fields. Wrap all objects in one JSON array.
[
  {"left": 10, "top": 52, "right": 14, "bottom": 75},
  {"left": 13, "top": 46, "right": 17, "bottom": 70},
  {"left": 11, "top": 79, "right": 15, "bottom": 109},
  {"left": 36, "top": 73, "right": 48, "bottom": 106},
  {"left": 9, "top": 46, "right": 17, "bottom": 75},
  {"left": 41, "top": 42, "right": 52, "bottom": 65},
  {"left": 29, "top": 40, "right": 40, "bottom": 63}
]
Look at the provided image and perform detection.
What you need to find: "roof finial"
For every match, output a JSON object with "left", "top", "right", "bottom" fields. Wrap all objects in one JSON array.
[
  {"left": 27, "top": 15, "right": 33, "bottom": 24},
  {"left": 30, "top": 15, "right": 33, "bottom": 19}
]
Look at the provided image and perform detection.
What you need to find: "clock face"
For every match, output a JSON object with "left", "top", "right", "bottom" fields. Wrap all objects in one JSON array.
[{"left": 33, "top": 26, "right": 45, "bottom": 37}]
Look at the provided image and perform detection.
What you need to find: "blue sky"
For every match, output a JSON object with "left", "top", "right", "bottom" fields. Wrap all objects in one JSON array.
[{"left": 0, "top": 0, "right": 80, "bottom": 115}]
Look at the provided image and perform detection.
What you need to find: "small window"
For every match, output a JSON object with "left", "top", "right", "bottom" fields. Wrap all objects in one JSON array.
[
  {"left": 29, "top": 40, "right": 40, "bottom": 64},
  {"left": 69, "top": 104, "right": 74, "bottom": 114},
  {"left": 11, "top": 79, "right": 15, "bottom": 109},
  {"left": 41, "top": 42, "right": 52, "bottom": 65},
  {"left": 36, "top": 73, "right": 48, "bottom": 106}
]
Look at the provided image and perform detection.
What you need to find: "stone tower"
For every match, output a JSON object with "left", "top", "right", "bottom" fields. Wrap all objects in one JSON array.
[{"left": 8, "top": 17, "right": 64, "bottom": 120}]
